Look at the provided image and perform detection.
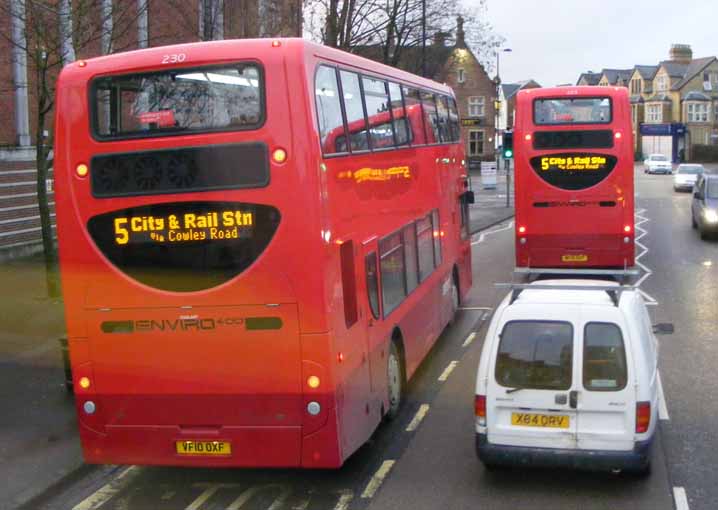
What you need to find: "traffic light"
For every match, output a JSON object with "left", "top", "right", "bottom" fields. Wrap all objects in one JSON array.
[{"left": 503, "top": 131, "right": 514, "bottom": 159}]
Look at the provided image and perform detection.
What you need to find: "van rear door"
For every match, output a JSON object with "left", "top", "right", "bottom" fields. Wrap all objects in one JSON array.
[
  {"left": 575, "top": 312, "right": 635, "bottom": 451},
  {"left": 486, "top": 315, "right": 578, "bottom": 450}
]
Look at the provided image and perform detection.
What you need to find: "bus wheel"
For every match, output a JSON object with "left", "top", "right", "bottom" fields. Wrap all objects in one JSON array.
[
  {"left": 386, "top": 341, "right": 404, "bottom": 420},
  {"left": 448, "top": 273, "right": 460, "bottom": 326}
]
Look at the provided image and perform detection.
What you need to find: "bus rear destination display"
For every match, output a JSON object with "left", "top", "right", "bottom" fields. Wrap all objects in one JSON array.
[
  {"left": 538, "top": 155, "right": 609, "bottom": 172},
  {"left": 113, "top": 209, "right": 255, "bottom": 245}
]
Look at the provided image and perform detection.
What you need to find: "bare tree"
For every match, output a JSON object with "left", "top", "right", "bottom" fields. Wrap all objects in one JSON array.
[
  {"left": 304, "top": 0, "right": 504, "bottom": 73},
  {"left": 0, "top": 0, "right": 148, "bottom": 297}
]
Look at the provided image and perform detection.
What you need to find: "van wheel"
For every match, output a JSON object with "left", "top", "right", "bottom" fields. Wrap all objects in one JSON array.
[{"left": 385, "top": 341, "right": 404, "bottom": 420}]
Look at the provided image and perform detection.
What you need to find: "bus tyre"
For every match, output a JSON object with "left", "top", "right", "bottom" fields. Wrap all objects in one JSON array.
[
  {"left": 448, "top": 275, "right": 460, "bottom": 326},
  {"left": 385, "top": 341, "right": 404, "bottom": 421}
]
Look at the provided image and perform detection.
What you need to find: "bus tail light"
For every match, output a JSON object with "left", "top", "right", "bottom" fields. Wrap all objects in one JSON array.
[
  {"left": 636, "top": 401, "right": 651, "bottom": 433},
  {"left": 475, "top": 395, "right": 487, "bottom": 426},
  {"left": 518, "top": 226, "right": 526, "bottom": 234},
  {"left": 272, "top": 148, "right": 287, "bottom": 164},
  {"left": 307, "top": 375, "right": 320, "bottom": 388},
  {"left": 76, "top": 163, "right": 89, "bottom": 177},
  {"left": 615, "top": 132, "right": 623, "bottom": 139},
  {"left": 271, "top": 40, "right": 282, "bottom": 47},
  {"left": 624, "top": 225, "right": 631, "bottom": 233},
  {"left": 524, "top": 134, "right": 532, "bottom": 141}
]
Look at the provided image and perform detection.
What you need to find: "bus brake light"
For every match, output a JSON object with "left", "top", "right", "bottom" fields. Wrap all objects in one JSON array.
[
  {"left": 615, "top": 132, "right": 622, "bottom": 139},
  {"left": 272, "top": 148, "right": 287, "bottom": 163},
  {"left": 272, "top": 40, "right": 282, "bottom": 47},
  {"left": 524, "top": 134, "right": 532, "bottom": 141},
  {"left": 624, "top": 225, "right": 631, "bottom": 233},
  {"left": 307, "top": 376, "right": 320, "bottom": 389},
  {"left": 76, "top": 164, "right": 89, "bottom": 177},
  {"left": 518, "top": 226, "right": 526, "bottom": 234}
]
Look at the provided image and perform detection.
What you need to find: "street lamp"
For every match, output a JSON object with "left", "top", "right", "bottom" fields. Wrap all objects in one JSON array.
[{"left": 495, "top": 47, "right": 512, "bottom": 207}]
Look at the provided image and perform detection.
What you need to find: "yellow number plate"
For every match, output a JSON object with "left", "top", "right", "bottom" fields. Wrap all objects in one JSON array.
[
  {"left": 176, "top": 440, "right": 232, "bottom": 456},
  {"left": 511, "top": 413, "right": 570, "bottom": 429},
  {"left": 562, "top": 254, "right": 588, "bottom": 262}
]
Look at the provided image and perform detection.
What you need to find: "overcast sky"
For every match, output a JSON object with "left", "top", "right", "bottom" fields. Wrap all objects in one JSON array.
[{"left": 487, "top": 0, "right": 718, "bottom": 87}]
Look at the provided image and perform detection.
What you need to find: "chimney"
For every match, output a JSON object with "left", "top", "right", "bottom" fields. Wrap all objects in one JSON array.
[
  {"left": 455, "top": 16, "right": 466, "bottom": 49},
  {"left": 669, "top": 44, "right": 692, "bottom": 64}
]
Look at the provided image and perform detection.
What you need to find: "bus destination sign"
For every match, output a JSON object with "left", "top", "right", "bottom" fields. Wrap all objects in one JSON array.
[
  {"left": 113, "top": 209, "right": 254, "bottom": 245},
  {"left": 529, "top": 152, "right": 617, "bottom": 191}
]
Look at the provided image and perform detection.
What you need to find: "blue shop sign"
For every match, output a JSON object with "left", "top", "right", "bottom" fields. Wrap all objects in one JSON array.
[{"left": 640, "top": 123, "right": 672, "bottom": 136}]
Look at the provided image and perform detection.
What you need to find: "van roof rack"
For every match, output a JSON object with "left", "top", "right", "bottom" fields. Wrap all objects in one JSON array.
[
  {"left": 514, "top": 267, "right": 639, "bottom": 284},
  {"left": 495, "top": 282, "right": 635, "bottom": 307}
]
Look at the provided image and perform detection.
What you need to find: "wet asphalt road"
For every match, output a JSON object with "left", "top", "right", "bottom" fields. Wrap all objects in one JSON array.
[{"left": 26, "top": 166, "right": 718, "bottom": 510}]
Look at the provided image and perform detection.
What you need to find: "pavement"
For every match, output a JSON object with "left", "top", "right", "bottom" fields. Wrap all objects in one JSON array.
[{"left": 468, "top": 166, "right": 515, "bottom": 233}]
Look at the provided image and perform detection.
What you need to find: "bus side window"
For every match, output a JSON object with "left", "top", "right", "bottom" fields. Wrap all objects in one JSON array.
[
  {"left": 435, "top": 96, "right": 451, "bottom": 143},
  {"left": 431, "top": 210, "right": 442, "bottom": 266},
  {"left": 388, "top": 82, "right": 410, "bottom": 147},
  {"left": 403, "top": 223, "right": 419, "bottom": 293},
  {"left": 402, "top": 86, "right": 426, "bottom": 145},
  {"left": 341, "top": 241, "right": 358, "bottom": 328},
  {"left": 340, "top": 70, "right": 370, "bottom": 152},
  {"left": 365, "top": 253, "right": 381, "bottom": 320},
  {"left": 421, "top": 91, "right": 441, "bottom": 144},
  {"left": 417, "top": 215, "right": 434, "bottom": 282},
  {"left": 447, "top": 97, "right": 461, "bottom": 142},
  {"left": 379, "top": 232, "right": 406, "bottom": 316},
  {"left": 362, "top": 76, "right": 395, "bottom": 150},
  {"left": 315, "top": 65, "right": 347, "bottom": 156}
]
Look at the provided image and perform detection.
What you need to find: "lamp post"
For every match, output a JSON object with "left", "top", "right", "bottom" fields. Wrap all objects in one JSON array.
[{"left": 495, "top": 47, "right": 512, "bottom": 207}]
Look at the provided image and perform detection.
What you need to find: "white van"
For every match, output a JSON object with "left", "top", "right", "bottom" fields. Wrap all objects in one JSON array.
[{"left": 474, "top": 280, "right": 659, "bottom": 473}]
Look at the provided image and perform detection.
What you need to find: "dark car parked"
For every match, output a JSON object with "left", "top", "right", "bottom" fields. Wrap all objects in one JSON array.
[{"left": 691, "top": 174, "right": 718, "bottom": 240}]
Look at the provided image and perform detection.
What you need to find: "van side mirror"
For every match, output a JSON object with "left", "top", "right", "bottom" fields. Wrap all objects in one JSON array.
[
  {"left": 652, "top": 323, "right": 674, "bottom": 335},
  {"left": 462, "top": 190, "right": 475, "bottom": 205}
]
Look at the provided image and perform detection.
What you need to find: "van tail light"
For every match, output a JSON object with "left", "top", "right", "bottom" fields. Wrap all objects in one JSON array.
[
  {"left": 475, "top": 395, "right": 487, "bottom": 426},
  {"left": 636, "top": 401, "right": 651, "bottom": 433}
]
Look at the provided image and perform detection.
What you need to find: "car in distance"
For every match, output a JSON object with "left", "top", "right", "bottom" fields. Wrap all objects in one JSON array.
[
  {"left": 475, "top": 280, "right": 658, "bottom": 474},
  {"left": 691, "top": 173, "right": 718, "bottom": 239},
  {"left": 673, "top": 164, "right": 705, "bottom": 191},
  {"left": 643, "top": 154, "right": 672, "bottom": 174}
]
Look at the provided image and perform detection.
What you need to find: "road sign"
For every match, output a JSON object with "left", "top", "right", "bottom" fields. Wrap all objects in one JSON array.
[{"left": 480, "top": 162, "right": 497, "bottom": 189}]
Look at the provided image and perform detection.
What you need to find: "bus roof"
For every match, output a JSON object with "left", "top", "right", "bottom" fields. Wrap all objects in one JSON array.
[
  {"left": 517, "top": 85, "right": 629, "bottom": 99},
  {"left": 62, "top": 38, "right": 454, "bottom": 96}
]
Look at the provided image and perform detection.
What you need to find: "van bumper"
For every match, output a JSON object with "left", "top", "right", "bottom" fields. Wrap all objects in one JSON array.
[{"left": 475, "top": 433, "right": 653, "bottom": 472}]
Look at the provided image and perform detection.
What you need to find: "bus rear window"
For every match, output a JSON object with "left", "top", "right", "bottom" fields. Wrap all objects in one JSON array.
[
  {"left": 534, "top": 97, "right": 611, "bottom": 125},
  {"left": 92, "top": 63, "right": 263, "bottom": 139}
]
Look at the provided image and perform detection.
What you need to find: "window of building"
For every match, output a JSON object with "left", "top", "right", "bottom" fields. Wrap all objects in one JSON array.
[
  {"left": 655, "top": 74, "right": 668, "bottom": 92},
  {"left": 630, "top": 78, "right": 642, "bottom": 95},
  {"left": 468, "top": 96, "right": 485, "bottom": 117},
  {"left": 714, "top": 102, "right": 718, "bottom": 123},
  {"left": 468, "top": 130, "right": 484, "bottom": 155},
  {"left": 458, "top": 68, "right": 465, "bottom": 84},
  {"left": 687, "top": 102, "right": 709, "bottom": 123},
  {"left": 646, "top": 104, "right": 662, "bottom": 123}
]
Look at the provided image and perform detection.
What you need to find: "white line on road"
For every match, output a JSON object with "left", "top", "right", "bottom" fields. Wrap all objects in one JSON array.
[
  {"left": 405, "top": 404, "right": 430, "bottom": 432},
  {"left": 333, "top": 490, "right": 354, "bottom": 510},
  {"left": 462, "top": 332, "right": 477, "bottom": 347},
  {"left": 658, "top": 371, "right": 670, "bottom": 421},
  {"left": 471, "top": 220, "right": 514, "bottom": 245},
  {"left": 72, "top": 466, "right": 141, "bottom": 510},
  {"left": 457, "top": 306, "right": 493, "bottom": 311},
  {"left": 673, "top": 487, "right": 690, "bottom": 510},
  {"left": 438, "top": 361, "right": 459, "bottom": 382},
  {"left": 186, "top": 486, "right": 221, "bottom": 510},
  {"left": 361, "top": 460, "right": 395, "bottom": 498}
]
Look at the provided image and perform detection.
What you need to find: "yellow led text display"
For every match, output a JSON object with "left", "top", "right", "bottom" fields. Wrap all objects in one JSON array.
[
  {"left": 540, "top": 156, "right": 607, "bottom": 172},
  {"left": 338, "top": 165, "right": 411, "bottom": 183},
  {"left": 113, "top": 210, "right": 254, "bottom": 245}
]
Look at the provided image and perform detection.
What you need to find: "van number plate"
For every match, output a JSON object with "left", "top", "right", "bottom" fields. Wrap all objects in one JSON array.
[{"left": 511, "top": 413, "right": 569, "bottom": 429}]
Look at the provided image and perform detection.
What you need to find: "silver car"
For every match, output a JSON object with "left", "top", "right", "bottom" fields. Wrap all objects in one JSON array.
[
  {"left": 643, "top": 154, "right": 672, "bottom": 174},
  {"left": 673, "top": 164, "right": 705, "bottom": 191},
  {"left": 691, "top": 174, "right": 718, "bottom": 240}
]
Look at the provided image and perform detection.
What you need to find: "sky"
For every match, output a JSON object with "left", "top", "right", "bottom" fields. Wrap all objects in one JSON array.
[{"left": 486, "top": 0, "right": 718, "bottom": 87}]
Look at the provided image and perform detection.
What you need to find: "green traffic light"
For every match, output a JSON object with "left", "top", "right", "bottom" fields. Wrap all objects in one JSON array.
[{"left": 504, "top": 149, "right": 513, "bottom": 158}]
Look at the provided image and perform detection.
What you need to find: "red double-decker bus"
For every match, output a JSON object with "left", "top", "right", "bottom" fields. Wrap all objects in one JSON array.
[
  {"left": 513, "top": 86, "right": 634, "bottom": 269},
  {"left": 54, "top": 38, "right": 472, "bottom": 468}
]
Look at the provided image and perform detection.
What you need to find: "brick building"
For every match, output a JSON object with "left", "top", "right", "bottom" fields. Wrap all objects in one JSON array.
[{"left": 0, "top": 0, "right": 301, "bottom": 259}]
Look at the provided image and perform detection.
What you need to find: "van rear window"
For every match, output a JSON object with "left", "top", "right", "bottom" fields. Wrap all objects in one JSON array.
[
  {"left": 92, "top": 63, "right": 263, "bottom": 140},
  {"left": 583, "top": 322, "right": 627, "bottom": 391},
  {"left": 495, "top": 321, "right": 573, "bottom": 391}
]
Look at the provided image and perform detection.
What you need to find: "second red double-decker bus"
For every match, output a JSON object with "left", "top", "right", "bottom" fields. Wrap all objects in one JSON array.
[
  {"left": 513, "top": 86, "right": 634, "bottom": 269},
  {"left": 54, "top": 38, "right": 472, "bottom": 468}
]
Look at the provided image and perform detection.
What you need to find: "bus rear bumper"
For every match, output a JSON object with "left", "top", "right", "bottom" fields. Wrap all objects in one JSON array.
[{"left": 79, "top": 420, "right": 343, "bottom": 468}]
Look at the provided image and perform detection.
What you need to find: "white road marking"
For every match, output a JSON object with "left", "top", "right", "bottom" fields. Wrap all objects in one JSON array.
[
  {"left": 405, "top": 404, "right": 430, "bottom": 432},
  {"left": 673, "top": 487, "right": 690, "bottom": 510},
  {"left": 471, "top": 220, "right": 515, "bottom": 245},
  {"left": 438, "top": 361, "right": 459, "bottom": 382},
  {"left": 457, "top": 306, "right": 493, "bottom": 311},
  {"left": 361, "top": 460, "right": 395, "bottom": 498},
  {"left": 333, "top": 490, "right": 354, "bottom": 510},
  {"left": 72, "top": 466, "right": 141, "bottom": 510},
  {"left": 462, "top": 332, "right": 477, "bottom": 348},
  {"left": 292, "top": 499, "right": 311, "bottom": 510},
  {"left": 634, "top": 208, "right": 658, "bottom": 305},
  {"left": 186, "top": 486, "right": 221, "bottom": 510},
  {"left": 657, "top": 371, "right": 670, "bottom": 421}
]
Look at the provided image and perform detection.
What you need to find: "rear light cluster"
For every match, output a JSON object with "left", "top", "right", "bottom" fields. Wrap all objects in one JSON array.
[
  {"left": 636, "top": 401, "right": 651, "bottom": 433},
  {"left": 475, "top": 395, "right": 487, "bottom": 427}
]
